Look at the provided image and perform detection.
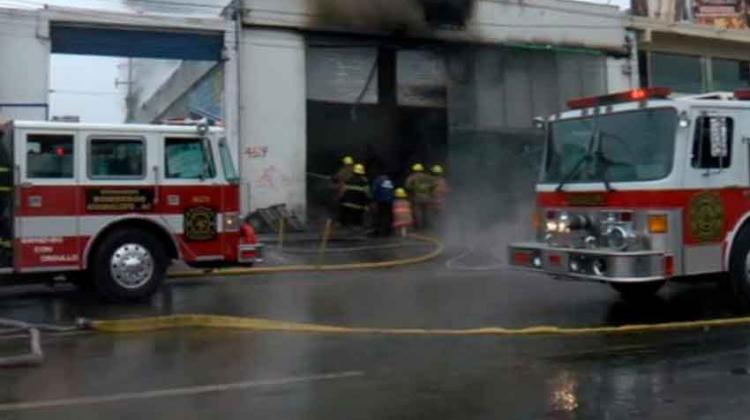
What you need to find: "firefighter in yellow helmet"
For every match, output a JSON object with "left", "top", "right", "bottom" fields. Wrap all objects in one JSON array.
[
  {"left": 332, "top": 155, "right": 355, "bottom": 221},
  {"left": 339, "top": 163, "right": 371, "bottom": 228},
  {"left": 332, "top": 156, "right": 355, "bottom": 196},
  {"left": 404, "top": 163, "right": 433, "bottom": 229},
  {"left": 392, "top": 188, "right": 413, "bottom": 237},
  {"left": 430, "top": 164, "right": 450, "bottom": 228}
]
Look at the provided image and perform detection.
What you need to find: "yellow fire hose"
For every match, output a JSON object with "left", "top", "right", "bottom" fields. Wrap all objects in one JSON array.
[
  {"left": 168, "top": 233, "right": 444, "bottom": 279},
  {"left": 70, "top": 233, "right": 750, "bottom": 338},
  {"left": 86, "top": 313, "right": 750, "bottom": 336}
]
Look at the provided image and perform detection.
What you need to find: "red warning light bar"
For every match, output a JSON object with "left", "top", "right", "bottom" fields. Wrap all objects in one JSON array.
[
  {"left": 734, "top": 89, "right": 750, "bottom": 100},
  {"left": 567, "top": 87, "right": 672, "bottom": 109}
]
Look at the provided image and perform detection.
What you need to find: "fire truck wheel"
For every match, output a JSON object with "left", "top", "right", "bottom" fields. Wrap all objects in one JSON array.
[
  {"left": 610, "top": 281, "right": 664, "bottom": 302},
  {"left": 729, "top": 227, "right": 750, "bottom": 305},
  {"left": 92, "top": 228, "right": 167, "bottom": 301}
]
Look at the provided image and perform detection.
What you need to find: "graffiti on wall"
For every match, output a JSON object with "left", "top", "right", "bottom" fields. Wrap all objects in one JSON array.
[
  {"left": 256, "top": 165, "right": 291, "bottom": 189},
  {"left": 244, "top": 146, "right": 269, "bottom": 159}
]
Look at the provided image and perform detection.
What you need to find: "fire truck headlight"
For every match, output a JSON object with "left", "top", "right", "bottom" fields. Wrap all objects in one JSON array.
[
  {"left": 532, "top": 256, "right": 542, "bottom": 268},
  {"left": 546, "top": 221, "right": 558, "bottom": 232},
  {"left": 605, "top": 225, "right": 634, "bottom": 251},
  {"left": 223, "top": 213, "right": 241, "bottom": 232}
]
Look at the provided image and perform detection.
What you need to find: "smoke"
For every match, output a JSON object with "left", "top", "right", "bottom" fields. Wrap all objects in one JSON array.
[
  {"left": 313, "top": 0, "right": 425, "bottom": 31},
  {"left": 443, "top": 127, "right": 542, "bottom": 267}
]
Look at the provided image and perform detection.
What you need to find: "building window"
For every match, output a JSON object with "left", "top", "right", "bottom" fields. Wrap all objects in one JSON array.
[
  {"left": 711, "top": 58, "right": 750, "bottom": 91},
  {"left": 26, "top": 134, "right": 74, "bottom": 179},
  {"left": 650, "top": 52, "right": 703, "bottom": 93},
  {"left": 692, "top": 116, "right": 733, "bottom": 169},
  {"left": 89, "top": 138, "right": 145, "bottom": 178},
  {"left": 165, "top": 138, "right": 215, "bottom": 179}
]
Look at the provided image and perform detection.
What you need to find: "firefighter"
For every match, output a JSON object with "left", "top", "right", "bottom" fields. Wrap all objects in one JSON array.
[
  {"left": 392, "top": 188, "right": 413, "bottom": 237},
  {"left": 371, "top": 172, "right": 395, "bottom": 236},
  {"left": 332, "top": 156, "right": 355, "bottom": 225},
  {"left": 332, "top": 155, "right": 355, "bottom": 197},
  {"left": 405, "top": 163, "right": 433, "bottom": 229},
  {"left": 339, "top": 163, "right": 371, "bottom": 228},
  {"left": 430, "top": 164, "right": 450, "bottom": 228}
]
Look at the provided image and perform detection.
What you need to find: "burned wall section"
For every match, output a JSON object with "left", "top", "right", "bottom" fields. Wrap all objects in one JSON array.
[{"left": 445, "top": 46, "right": 607, "bottom": 256}]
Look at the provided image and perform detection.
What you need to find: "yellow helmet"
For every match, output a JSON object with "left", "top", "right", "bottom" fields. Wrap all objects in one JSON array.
[
  {"left": 353, "top": 163, "right": 366, "bottom": 175},
  {"left": 411, "top": 163, "right": 425, "bottom": 172},
  {"left": 343, "top": 156, "right": 354, "bottom": 165},
  {"left": 395, "top": 188, "right": 408, "bottom": 198},
  {"left": 431, "top": 164, "right": 444, "bottom": 175}
]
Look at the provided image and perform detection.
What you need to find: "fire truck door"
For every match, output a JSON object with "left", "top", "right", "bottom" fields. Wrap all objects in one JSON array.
[
  {"left": 685, "top": 110, "right": 748, "bottom": 189},
  {"left": 15, "top": 131, "right": 80, "bottom": 271},
  {"left": 161, "top": 136, "right": 224, "bottom": 263}
]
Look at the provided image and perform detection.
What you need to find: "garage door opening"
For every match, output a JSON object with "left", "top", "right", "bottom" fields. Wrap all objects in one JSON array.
[{"left": 306, "top": 40, "right": 448, "bottom": 224}]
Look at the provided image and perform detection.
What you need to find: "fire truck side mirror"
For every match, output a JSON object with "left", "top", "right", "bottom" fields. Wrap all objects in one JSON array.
[{"left": 532, "top": 117, "right": 547, "bottom": 130}]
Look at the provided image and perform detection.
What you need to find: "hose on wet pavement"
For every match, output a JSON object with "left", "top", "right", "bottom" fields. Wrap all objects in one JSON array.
[
  {"left": 82, "top": 313, "right": 750, "bottom": 337},
  {"left": 0, "top": 319, "right": 79, "bottom": 367},
  {"left": 0, "top": 235, "right": 443, "bottom": 367},
  {"left": 168, "top": 233, "right": 445, "bottom": 279}
]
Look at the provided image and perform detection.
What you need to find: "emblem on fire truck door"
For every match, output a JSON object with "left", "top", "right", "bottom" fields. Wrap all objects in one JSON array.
[
  {"left": 689, "top": 192, "right": 725, "bottom": 242},
  {"left": 184, "top": 207, "right": 217, "bottom": 242}
]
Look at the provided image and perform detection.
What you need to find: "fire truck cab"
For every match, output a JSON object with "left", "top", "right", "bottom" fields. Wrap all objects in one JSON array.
[
  {"left": 509, "top": 87, "right": 750, "bottom": 301},
  {"left": 0, "top": 120, "right": 261, "bottom": 301}
]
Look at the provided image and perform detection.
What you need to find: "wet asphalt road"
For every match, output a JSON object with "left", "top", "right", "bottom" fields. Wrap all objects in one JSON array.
[{"left": 0, "top": 246, "right": 749, "bottom": 419}]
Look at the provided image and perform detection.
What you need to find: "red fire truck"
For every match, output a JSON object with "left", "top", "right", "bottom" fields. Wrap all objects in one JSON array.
[
  {"left": 0, "top": 120, "right": 261, "bottom": 300},
  {"left": 509, "top": 87, "right": 750, "bottom": 302}
]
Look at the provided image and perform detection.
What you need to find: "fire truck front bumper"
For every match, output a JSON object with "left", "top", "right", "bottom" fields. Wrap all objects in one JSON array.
[
  {"left": 508, "top": 242, "right": 674, "bottom": 283},
  {"left": 238, "top": 243, "right": 263, "bottom": 265}
]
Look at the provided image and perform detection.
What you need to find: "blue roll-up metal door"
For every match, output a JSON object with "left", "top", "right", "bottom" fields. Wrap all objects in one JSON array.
[{"left": 50, "top": 24, "right": 223, "bottom": 61}]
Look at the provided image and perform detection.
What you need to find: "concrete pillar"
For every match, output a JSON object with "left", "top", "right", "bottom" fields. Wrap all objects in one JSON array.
[
  {"left": 222, "top": 21, "right": 240, "bottom": 184},
  {"left": 239, "top": 28, "right": 307, "bottom": 217},
  {"left": 0, "top": 10, "right": 50, "bottom": 121}
]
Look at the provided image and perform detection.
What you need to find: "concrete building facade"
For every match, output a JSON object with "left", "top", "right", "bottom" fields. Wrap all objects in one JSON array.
[
  {"left": 128, "top": 0, "right": 634, "bottom": 226},
  {"left": 630, "top": 15, "right": 750, "bottom": 95},
  {"left": 0, "top": 8, "right": 50, "bottom": 120},
  {"left": 0, "top": 1, "right": 637, "bottom": 230}
]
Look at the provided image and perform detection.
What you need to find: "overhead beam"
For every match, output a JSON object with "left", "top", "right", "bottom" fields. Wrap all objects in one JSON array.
[
  {"left": 41, "top": 5, "right": 228, "bottom": 32},
  {"left": 50, "top": 24, "right": 224, "bottom": 60}
]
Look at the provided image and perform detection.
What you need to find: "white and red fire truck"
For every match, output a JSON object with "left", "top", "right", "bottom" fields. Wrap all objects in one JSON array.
[
  {"left": 509, "top": 87, "right": 750, "bottom": 301},
  {"left": 0, "top": 120, "right": 261, "bottom": 300}
]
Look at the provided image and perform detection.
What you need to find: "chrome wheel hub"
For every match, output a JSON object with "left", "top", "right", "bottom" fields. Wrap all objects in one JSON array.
[{"left": 110, "top": 243, "right": 154, "bottom": 289}]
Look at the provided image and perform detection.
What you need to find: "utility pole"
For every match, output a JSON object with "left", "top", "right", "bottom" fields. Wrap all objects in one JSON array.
[{"left": 115, "top": 57, "right": 134, "bottom": 123}]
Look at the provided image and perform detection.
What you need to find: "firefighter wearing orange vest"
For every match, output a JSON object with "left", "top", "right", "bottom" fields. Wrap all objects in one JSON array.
[{"left": 392, "top": 188, "right": 414, "bottom": 237}]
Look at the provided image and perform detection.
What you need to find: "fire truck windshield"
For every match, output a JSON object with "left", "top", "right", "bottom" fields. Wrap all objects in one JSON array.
[{"left": 543, "top": 108, "right": 677, "bottom": 185}]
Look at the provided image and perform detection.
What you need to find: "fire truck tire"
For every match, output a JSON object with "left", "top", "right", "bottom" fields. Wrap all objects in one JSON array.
[
  {"left": 610, "top": 281, "right": 664, "bottom": 301},
  {"left": 728, "top": 227, "right": 750, "bottom": 305},
  {"left": 92, "top": 228, "right": 167, "bottom": 301}
]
